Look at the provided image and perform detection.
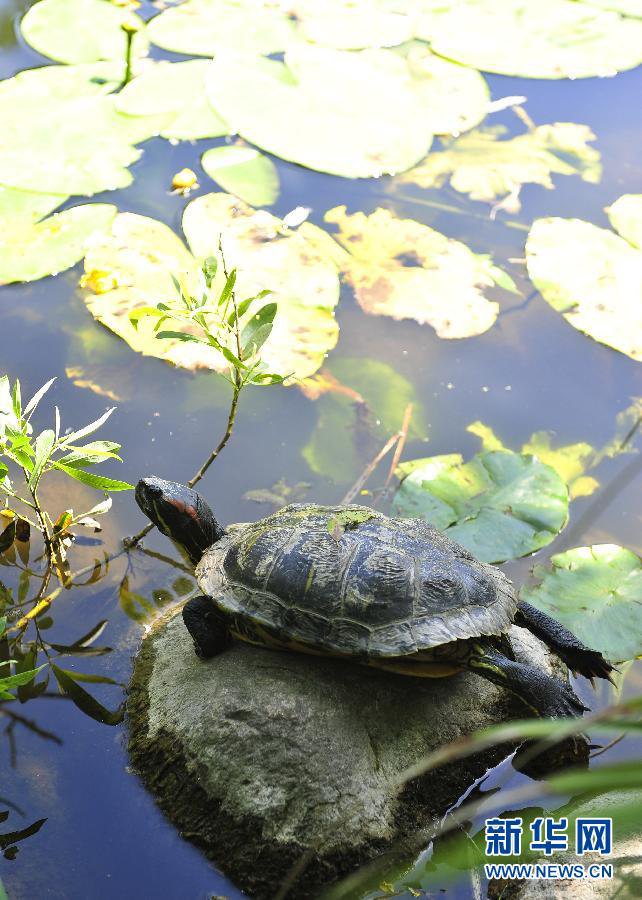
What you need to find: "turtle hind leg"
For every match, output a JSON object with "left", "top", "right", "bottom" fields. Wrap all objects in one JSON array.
[
  {"left": 515, "top": 601, "right": 616, "bottom": 684},
  {"left": 182, "top": 595, "right": 232, "bottom": 660},
  {"left": 465, "top": 641, "right": 588, "bottom": 719}
]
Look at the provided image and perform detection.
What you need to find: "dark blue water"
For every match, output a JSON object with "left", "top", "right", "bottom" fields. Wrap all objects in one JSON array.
[{"left": 1, "top": 1, "right": 641, "bottom": 897}]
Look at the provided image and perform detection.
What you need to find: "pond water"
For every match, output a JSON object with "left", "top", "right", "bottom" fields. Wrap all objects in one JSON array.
[{"left": 1, "top": 1, "right": 642, "bottom": 898}]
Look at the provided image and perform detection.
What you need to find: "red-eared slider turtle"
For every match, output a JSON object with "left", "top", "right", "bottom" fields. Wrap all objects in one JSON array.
[{"left": 135, "top": 477, "right": 614, "bottom": 719}]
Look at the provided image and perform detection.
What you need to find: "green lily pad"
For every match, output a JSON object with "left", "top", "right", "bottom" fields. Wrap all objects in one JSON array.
[
  {"left": 115, "top": 61, "right": 228, "bottom": 141},
  {"left": 207, "top": 43, "right": 489, "bottom": 179},
  {"left": 607, "top": 193, "right": 642, "bottom": 249},
  {"left": 392, "top": 449, "right": 569, "bottom": 563},
  {"left": 302, "top": 357, "right": 427, "bottom": 482},
  {"left": 0, "top": 63, "right": 159, "bottom": 196},
  {"left": 147, "top": 0, "right": 295, "bottom": 57},
  {"left": 421, "top": 0, "right": 642, "bottom": 79},
  {"left": 0, "top": 186, "right": 68, "bottom": 224},
  {"left": 522, "top": 544, "right": 642, "bottom": 663},
  {"left": 21, "top": 0, "right": 147, "bottom": 65},
  {"left": 400, "top": 123, "right": 601, "bottom": 213},
  {"left": 201, "top": 145, "right": 279, "bottom": 206},
  {"left": 0, "top": 203, "right": 116, "bottom": 285},
  {"left": 526, "top": 198, "right": 642, "bottom": 362},
  {"left": 324, "top": 205, "right": 517, "bottom": 338},
  {"left": 81, "top": 193, "right": 340, "bottom": 381},
  {"left": 207, "top": 46, "right": 435, "bottom": 178},
  {"left": 291, "top": 0, "right": 414, "bottom": 49}
]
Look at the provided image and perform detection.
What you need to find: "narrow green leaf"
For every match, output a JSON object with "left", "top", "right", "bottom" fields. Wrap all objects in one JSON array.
[
  {"left": 51, "top": 663, "right": 123, "bottom": 725},
  {"left": 240, "top": 301, "right": 277, "bottom": 354},
  {"left": 59, "top": 407, "right": 115, "bottom": 446},
  {"left": 11, "top": 379, "right": 22, "bottom": 420},
  {"left": 28, "top": 428, "right": 55, "bottom": 488},
  {"left": 52, "top": 665, "right": 120, "bottom": 686},
  {"left": 0, "top": 664, "right": 45, "bottom": 690},
  {"left": 218, "top": 269, "right": 237, "bottom": 308},
  {"left": 54, "top": 464, "right": 133, "bottom": 491},
  {"left": 24, "top": 377, "right": 56, "bottom": 417}
]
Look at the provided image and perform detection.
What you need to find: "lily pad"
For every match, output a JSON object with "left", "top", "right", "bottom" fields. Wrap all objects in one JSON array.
[
  {"left": 0, "top": 186, "right": 67, "bottom": 224},
  {"left": 291, "top": 0, "right": 414, "bottom": 49},
  {"left": 147, "top": 0, "right": 295, "bottom": 57},
  {"left": 526, "top": 199, "right": 642, "bottom": 361},
  {"left": 207, "top": 46, "right": 436, "bottom": 178},
  {"left": 0, "top": 63, "right": 159, "bottom": 196},
  {"left": 467, "top": 421, "right": 600, "bottom": 500},
  {"left": 324, "top": 206, "right": 516, "bottom": 339},
  {"left": 21, "top": 0, "right": 147, "bottom": 65},
  {"left": 422, "top": 0, "right": 642, "bottom": 79},
  {"left": 521, "top": 544, "right": 642, "bottom": 663},
  {"left": 392, "top": 449, "right": 569, "bottom": 563},
  {"left": 302, "top": 358, "right": 427, "bottom": 482},
  {"left": 81, "top": 193, "right": 340, "bottom": 381},
  {"left": 0, "top": 204, "right": 116, "bottom": 285},
  {"left": 115, "top": 61, "right": 228, "bottom": 141},
  {"left": 400, "top": 123, "right": 601, "bottom": 213},
  {"left": 607, "top": 193, "right": 642, "bottom": 249},
  {"left": 201, "top": 145, "right": 279, "bottom": 206}
]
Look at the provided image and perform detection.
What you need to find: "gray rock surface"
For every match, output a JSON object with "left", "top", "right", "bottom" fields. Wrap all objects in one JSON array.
[{"left": 127, "top": 607, "right": 569, "bottom": 899}]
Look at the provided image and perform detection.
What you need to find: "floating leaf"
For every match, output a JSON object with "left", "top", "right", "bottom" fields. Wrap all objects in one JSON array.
[
  {"left": 21, "top": 0, "right": 147, "bottom": 64},
  {"left": 302, "top": 358, "right": 427, "bottom": 482},
  {"left": 0, "top": 64, "right": 159, "bottom": 196},
  {"left": 607, "top": 193, "right": 642, "bottom": 250},
  {"left": 392, "top": 449, "right": 569, "bottom": 563},
  {"left": 526, "top": 199, "right": 642, "bottom": 361},
  {"left": 115, "top": 61, "right": 228, "bottom": 141},
  {"left": 201, "top": 145, "right": 279, "bottom": 206},
  {"left": 292, "top": 0, "right": 413, "bottom": 49},
  {"left": 467, "top": 421, "right": 599, "bottom": 500},
  {"left": 207, "top": 46, "right": 432, "bottom": 178},
  {"left": 0, "top": 186, "right": 67, "bottom": 224},
  {"left": 420, "top": 0, "right": 642, "bottom": 79},
  {"left": 325, "top": 206, "right": 516, "bottom": 339},
  {"left": 207, "top": 43, "right": 488, "bottom": 179},
  {"left": 522, "top": 544, "right": 642, "bottom": 663},
  {"left": 147, "top": 0, "right": 294, "bottom": 57},
  {"left": 81, "top": 193, "right": 341, "bottom": 381},
  {"left": 0, "top": 204, "right": 116, "bottom": 286},
  {"left": 399, "top": 123, "right": 601, "bottom": 212}
]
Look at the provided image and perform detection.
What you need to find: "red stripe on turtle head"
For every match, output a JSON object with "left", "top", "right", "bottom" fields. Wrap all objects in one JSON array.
[{"left": 167, "top": 497, "right": 199, "bottom": 520}]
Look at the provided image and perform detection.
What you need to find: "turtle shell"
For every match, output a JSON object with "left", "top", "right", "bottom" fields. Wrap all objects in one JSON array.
[{"left": 195, "top": 503, "right": 518, "bottom": 658}]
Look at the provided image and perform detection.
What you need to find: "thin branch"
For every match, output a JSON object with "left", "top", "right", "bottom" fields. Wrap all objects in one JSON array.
[
  {"left": 340, "top": 432, "right": 401, "bottom": 505},
  {"left": 384, "top": 403, "right": 413, "bottom": 489}
]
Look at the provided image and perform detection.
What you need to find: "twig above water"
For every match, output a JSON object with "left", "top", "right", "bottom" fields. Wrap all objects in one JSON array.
[{"left": 340, "top": 403, "right": 413, "bottom": 506}]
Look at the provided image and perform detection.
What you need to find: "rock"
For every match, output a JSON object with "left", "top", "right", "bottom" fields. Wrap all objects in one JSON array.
[
  {"left": 489, "top": 791, "right": 642, "bottom": 900},
  {"left": 127, "top": 608, "right": 571, "bottom": 899}
]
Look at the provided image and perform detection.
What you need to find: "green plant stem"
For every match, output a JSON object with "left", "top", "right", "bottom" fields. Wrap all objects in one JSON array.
[
  {"left": 189, "top": 380, "right": 241, "bottom": 488},
  {"left": 122, "top": 29, "right": 134, "bottom": 87}
]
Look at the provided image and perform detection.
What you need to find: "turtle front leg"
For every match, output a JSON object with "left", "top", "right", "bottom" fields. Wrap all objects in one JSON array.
[
  {"left": 465, "top": 641, "right": 587, "bottom": 719},
  {"left": 515, "top": 601, "right": 615, "bottom": 683},
  {"left": 182, "top": 595, "right": 232, "bottom": 660}
]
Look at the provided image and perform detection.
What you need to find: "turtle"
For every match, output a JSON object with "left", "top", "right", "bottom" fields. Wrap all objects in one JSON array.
[{"left": 135, "top": 476, "right": 614, "bottom": 719}]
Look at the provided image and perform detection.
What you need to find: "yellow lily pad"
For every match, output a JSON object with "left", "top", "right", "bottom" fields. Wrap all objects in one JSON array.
[
  {"left": 81, "top": 193, "right": 341, "bottom": 382},
  {"left": 201, "top": 145, "right": 279, "bottom": 206},
  {"left": 324, "top": 206, "right": 517, "bottom": 339},
  {"left": 526, "top": 198, "right": 642, "bottom": 361},
  {"left": 399, "top": 123, "right": 601, "bottom": 212},
  {"left": 607, "top": 194, "right": 642, "bottom": 250}
]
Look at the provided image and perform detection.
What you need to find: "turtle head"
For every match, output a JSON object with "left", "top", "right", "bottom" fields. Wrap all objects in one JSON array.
[{"left": 135, "top": 477, "right": 225, "bottom": 565}]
